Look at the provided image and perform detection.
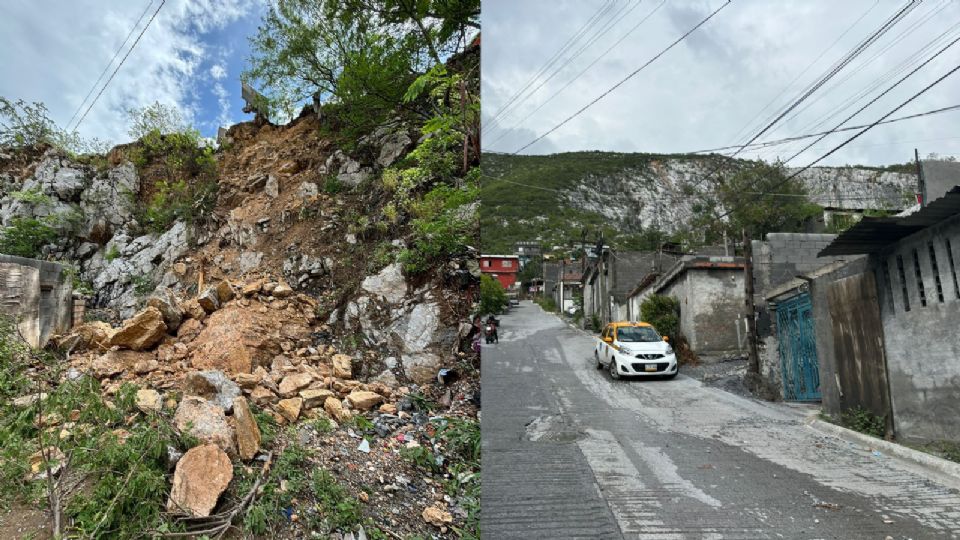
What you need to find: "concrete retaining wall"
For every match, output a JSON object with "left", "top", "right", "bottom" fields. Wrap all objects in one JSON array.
[{"left": 0, "top": 254, "right": 73, "bottom": 347}]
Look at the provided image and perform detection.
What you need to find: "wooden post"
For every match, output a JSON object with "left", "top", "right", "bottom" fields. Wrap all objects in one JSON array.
[{"left": 743, "top": 228, "right": 760, "bottom": 375}]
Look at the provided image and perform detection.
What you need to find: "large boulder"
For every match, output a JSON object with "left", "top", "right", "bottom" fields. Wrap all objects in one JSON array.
[
  {"left": 197, "top": 287, "right": 220, "bottom": 313},
  {"left": 324, "top": 396, "right": 351, "bottom": 423},
  {"left": 67, "top": 321, "right": 116, "bottom": 352},
  {"left": 402, "top": 352, "right": 443, "bottom": 386},
  {"left": 147, "top": 290, "right": 183, "bottom": 332},
  {"left": 231, "top": 396, "right": 261, "bottom": 461},
  {"left": 300, "top": 388, "right": 335, "bottom": 409},
  {"left": 109, "top": 307, "right": 167, "bottom": 351},
  {"left": 276, "top": 397, "right": 302, "bottom": 423},
  {"left": 183, "top": 371, "right": 241, "bottom": 412},
  {"left": 188, "top": 305, "right": 309, "bottom": 374},
  {"left": 167, "top": 444, "right": 233, "bottom": 517},
  {"left": 173, "top": 397, "right": 236, "bottom": 456}
]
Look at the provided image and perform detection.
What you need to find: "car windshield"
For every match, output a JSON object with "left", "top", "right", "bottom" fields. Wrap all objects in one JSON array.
[{"left": 617, "top": 326, "right": 660, "bottom": 342}]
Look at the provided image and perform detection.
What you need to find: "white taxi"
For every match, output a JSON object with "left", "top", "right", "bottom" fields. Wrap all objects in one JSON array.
[{"left": 595, "top": 321, "right": 678, "bottom": 380}]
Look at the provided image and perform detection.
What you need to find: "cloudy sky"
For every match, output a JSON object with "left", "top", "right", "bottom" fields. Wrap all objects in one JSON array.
[
  {"left": 0, "top": 0, "right": 266, "bottom": 146},
  {"left": 482, "top": 0, "right": 960, "bottom": 166}
]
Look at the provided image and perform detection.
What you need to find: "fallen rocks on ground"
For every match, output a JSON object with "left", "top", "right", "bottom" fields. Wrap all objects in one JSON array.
[
  {"left": 231, "top": 396, "right": 261, "bottom": 460},
  {"left": 167, "top": 444, "right": 233, "bottom": 517},
  {"left": 109, "top": 306, "right": 167, "bottom": 351},
  {"left": 173, "top": 396, "right": 237, "bottom": 456},
  {"left": 183, "top": 370, "right": 242, "bottom": 412}
]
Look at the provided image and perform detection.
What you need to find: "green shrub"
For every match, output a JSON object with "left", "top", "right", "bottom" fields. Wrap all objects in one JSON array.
[
  {"left": 479, "top": 274, "right": 508, "bottom": 315},
  {"left": 535, "top": 295, "right": 557, "bottom": 313},
  {"left": 835, "top": 407, "right": 885, "bottom": 438},
  {"left": 323, "top": 175, "right": 343, "bottom": 194},
  {"left": 640, "top": 295, "right": 680, "bottom": 340},
  {"left": 0, "top": 217, "right": 57, "bottom": 257},
  {"left": 139, "top": 178, "right": 217, "bottom": 234}
]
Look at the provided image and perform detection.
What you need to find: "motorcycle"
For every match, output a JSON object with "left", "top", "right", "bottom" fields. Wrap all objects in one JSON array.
[{"left": 484, "top": 323, "right": 497, "bottom": 344}]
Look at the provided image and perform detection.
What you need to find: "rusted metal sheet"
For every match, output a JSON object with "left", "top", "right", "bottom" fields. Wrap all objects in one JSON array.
[{"left": 827, "top": 272, "right": 892, "bottom": 435}]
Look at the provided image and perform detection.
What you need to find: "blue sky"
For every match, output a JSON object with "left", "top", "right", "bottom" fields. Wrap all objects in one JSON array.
[{"left": 0, "top": 0, "right": 267, "bottom": 145}]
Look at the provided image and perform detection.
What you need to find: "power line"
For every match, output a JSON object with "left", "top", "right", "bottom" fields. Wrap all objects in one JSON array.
[
  {"left": 719, "top": 59, "right": 960, "bottom": 221},
  {"left": 689, "top": 103, "right": 960, "bottom": 154},
  {"left": 72, "top": 0, "right": 166, "bottom": 132},
  {"left": 783, "top": 31, "right": 960, "bottom": 164},
  {"left": 485, "top": 0, "right": 667, "bottom": 150},
  {"left": 486, "top": 1, "right": 641, "bottom": 139},
  {"left": 65, "top": 0, "right": 155, "bottom": 131},
  {"left": 509, "top": 0, "right": 733, "bottom": 155},
  {"left": 727, "top": 0, "right": 880, "bottom": 145},
  {"left": 723, "top": 1, "right": 918, "bottom": 163},
  {"left": 482, "top": 1, "right": 614, "bottom": 135}
]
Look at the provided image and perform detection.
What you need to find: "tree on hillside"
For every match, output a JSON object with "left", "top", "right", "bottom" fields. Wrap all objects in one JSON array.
[
  {"left": 243, "top": 0, "right": 479, "bottom": 127},
  {"left": 692, "top": 160, "right": 822, "bottom": 244},
  {"left": 126, "top": 101, "right": 187, "bottom": 140},
  {"left": 479, "top": 274, "right": 508, "bottom": 315}
]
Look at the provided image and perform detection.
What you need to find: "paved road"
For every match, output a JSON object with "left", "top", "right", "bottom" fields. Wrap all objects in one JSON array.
[{"left": 481, "top": 302, "right": 960, "bottom": 539}]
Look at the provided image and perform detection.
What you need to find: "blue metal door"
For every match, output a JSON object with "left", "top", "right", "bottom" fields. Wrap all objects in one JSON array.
[{"left": 776, "top": 293, "right": 821, "bottom": 401}]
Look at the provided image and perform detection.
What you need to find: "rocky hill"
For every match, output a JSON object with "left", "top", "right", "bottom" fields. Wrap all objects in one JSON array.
[
  {"left": 0, "top": 109, "right": 479, "bottom": 537},
  {"left": 481, "top": 151, "right": 917, "bottom": 254}
]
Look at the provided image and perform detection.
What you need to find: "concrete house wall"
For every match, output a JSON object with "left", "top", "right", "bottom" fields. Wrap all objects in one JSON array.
[
  {"left": 0, "top": 255, "right": 73, "bottom": 347},
  {"left": 874, "top": 212, "right": 960, "bottom": 443},
  {"left": 660, "top": 267, "right": 744, "bottom": 355}
]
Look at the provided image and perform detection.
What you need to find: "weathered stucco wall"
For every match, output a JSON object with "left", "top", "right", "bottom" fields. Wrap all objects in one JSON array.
[
  {"left": 660, "top": 268, "right": 744, "bottom": 355},
  {"left": 0, "top": 255, "right": 73, "bottom": 347},
  {"left": 876, "top": 213, "right": 960, "bottom": 443}
]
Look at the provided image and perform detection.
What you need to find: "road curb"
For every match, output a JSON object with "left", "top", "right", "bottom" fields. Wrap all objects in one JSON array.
[{"left": 805, "top": 415, "right": 960, "bottom": 484}]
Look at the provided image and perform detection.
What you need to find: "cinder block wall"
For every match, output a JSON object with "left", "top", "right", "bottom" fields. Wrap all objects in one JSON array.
[{"left": 875, "top": 214, "right": 960, "bottom": 443}]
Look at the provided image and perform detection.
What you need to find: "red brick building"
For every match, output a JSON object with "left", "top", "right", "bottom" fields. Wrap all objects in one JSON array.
[{"left": 480, "top": 254, "right": 520, "bottom": 290}]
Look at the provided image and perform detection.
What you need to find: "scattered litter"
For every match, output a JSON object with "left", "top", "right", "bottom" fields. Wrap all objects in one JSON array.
[{"left": 357, "top": 438, "right": 370, "bottom": 453}]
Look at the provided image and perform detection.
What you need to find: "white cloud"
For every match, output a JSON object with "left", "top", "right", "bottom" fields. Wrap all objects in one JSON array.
[
  {"left": 0, "top": 0, "right": 256, "bottom": 145},
  {"left": 482, "top": 0, "right": 960, "bottom": 166},
  {"left": 210, "top": 64, "right": 227, "bottom": 80}
]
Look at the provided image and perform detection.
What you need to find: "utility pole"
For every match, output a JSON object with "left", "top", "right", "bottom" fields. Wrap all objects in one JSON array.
[
  {"left": 743, "top": 228, "right": 760, "bottom": 377},
  {"left": 914, "top": 148, "right": 925, "bottom": 206}
]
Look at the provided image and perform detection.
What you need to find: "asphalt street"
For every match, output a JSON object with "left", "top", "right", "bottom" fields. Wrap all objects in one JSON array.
[{"left": 481, "top": 301, "right": 960, "bottom": 539}]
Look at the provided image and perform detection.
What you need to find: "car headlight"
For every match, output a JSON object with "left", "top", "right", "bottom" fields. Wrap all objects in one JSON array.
[{"left": 664, "top": 345, "right": 674, "bottom": 355}]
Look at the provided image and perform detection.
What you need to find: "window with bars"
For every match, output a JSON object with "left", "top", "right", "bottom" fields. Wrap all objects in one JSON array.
[{"left": 912, "top": 248, "right": 927, "bottom": 307}]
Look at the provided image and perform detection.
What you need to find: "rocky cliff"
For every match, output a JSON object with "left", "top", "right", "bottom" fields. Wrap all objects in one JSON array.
[{"left": 481, "top": 151, "right": 917, "bottom": 253}]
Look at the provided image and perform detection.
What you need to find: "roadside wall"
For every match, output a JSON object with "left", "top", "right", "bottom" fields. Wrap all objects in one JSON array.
[
  {"left": 0, "top": 255, "right": 73, "bottom": 347},
  {"left": 660, "top": 267, "right": 744, "bottom": 355},
  {"left": 876, "top": 212, "right": 960, "bottom": 443}
]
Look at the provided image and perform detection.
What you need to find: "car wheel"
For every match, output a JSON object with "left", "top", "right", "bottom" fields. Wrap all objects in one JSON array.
[
  {"left": 608, "top": 358, "right": 621, "bottom": 380},
  {"left": 595, "top": 351, "right": 603, "bottom": 370}
]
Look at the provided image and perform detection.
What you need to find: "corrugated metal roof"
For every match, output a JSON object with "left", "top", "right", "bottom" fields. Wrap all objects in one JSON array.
[{"left": 819, "top": 186, "right": 960, "bottom": 256}]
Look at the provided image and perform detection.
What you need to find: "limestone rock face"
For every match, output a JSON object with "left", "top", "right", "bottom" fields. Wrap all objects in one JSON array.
[
  {"left": 231, "top": 396, "right": 261, "bottom": 461},
  {"left": 167, "top": 444, "right": 233, "bottom": 517},
  {"left": 173, "top": 397, "right": 236, "bottom": 456},
  {"left": 109, "top": 307, "right": 167, "bottom": 351},
  {"left": 360, "top": 263, "right": 407, "bottom": 303}
]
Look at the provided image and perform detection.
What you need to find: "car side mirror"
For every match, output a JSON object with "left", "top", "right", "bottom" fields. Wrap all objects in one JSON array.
[
  {"left": 603, "top": 336, "right": 613, "bottom": 343},
  {"left": 663, "top": 336, "right": 669, "bottom": 342}
]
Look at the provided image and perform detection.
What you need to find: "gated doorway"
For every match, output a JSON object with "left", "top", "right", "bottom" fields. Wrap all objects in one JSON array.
[{"left": 776, "top": 292, "right": 821, "bottom": 401}]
